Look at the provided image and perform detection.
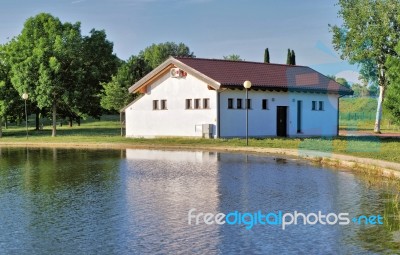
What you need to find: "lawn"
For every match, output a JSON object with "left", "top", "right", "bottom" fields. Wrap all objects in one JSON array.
[{"left": 1, "top": 114, "right": 400, "bottom": 164}]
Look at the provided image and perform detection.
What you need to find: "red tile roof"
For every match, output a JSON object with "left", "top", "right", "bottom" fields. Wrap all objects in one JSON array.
[{"left": 176, "top": 57, "right": 353, "bottom": 95}]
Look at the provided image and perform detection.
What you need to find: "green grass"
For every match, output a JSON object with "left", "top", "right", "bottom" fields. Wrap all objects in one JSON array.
[
  {"left": 339, "top": 97, "right": 400, "bottom": 132},
  {"left": 1, "top": 115, "right": 400, "bottom": 163}
]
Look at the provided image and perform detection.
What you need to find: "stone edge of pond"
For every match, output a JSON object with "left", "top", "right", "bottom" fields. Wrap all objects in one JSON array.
[{"left": 1, "top": 142, "right": 399, "bottom": 180}]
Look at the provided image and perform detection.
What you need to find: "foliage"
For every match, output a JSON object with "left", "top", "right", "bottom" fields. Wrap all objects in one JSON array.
[
  {"left": 101, "top": 56, "right": 149, "bottom": 111},
  {"left": 330, "top": 0, "right": 400, "bottom": 132},
  {"left": 264, "top": 48, "right": 270, "bottom": 63},
  {"left": 335, "top": 77, "right": 351, "bottom": 89},
  {"left": 140, "top": 42, "right": 194, "bottom": 69},
  {"left": 290, "top": 49, "right": 296, "bottom": 65},
  {"left": 6, "top": 13, "right": 118, "bottom": 135},
  {"left": 223, "top": 54, "right": 242, "bottom": 61},
  {"left": 101, "top": 42, "right": 194, "bottom": 112},
  {"left": 286, "top": 49, "right": 291, "bottom": 65},
  {"left": 286, "top": 49, "right": 295, "bottom": 65},
  {"left": 385, "top": 43, "right": 400, "bottom": 124}
]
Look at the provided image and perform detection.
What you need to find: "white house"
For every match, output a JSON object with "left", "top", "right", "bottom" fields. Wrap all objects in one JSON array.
[{"left": 123, "top": 57, "right": 353, "bottom": 138}]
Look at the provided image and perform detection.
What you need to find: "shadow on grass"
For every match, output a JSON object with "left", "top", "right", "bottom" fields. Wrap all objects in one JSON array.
[{"left": 2, "top": 127, "right": 120, "bottom": 138}]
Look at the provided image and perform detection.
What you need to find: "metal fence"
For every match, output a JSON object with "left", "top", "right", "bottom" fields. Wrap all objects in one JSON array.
[{"left": 339, "top": 112, "right": 375, "bottom": 121}]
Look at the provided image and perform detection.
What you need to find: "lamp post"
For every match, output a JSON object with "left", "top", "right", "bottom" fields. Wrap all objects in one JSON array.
[
  {"left": 22, "top": 93, "right": 28, "bottom": 139},
  {"left": 243, "top": 80, "right": 252, "bottom": 146}
]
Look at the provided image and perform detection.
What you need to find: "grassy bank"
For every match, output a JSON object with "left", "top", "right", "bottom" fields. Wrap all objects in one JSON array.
[
  {"left": 1, "top": 115, "right": 400, "bottom": 164},
  {"left": 339, "top": 97, "right": 400, "bottom": 132}
]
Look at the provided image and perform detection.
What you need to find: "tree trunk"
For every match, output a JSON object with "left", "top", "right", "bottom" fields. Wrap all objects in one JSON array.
[
  {"left": 52, "top": 102, "right": 57, "bottom": 137},
  {"left": 77, "top": 117, "right": 81, "bottom": 126},
  {"left": 69, "top": 116, "right": 73, "bottom": 127},
  {"left": 4, "top": 116, "right": 7, "bottom": 129},
  {"left": 374, "top": 85, "right": 385, "bottom": 133},
  {"left": 35, "top": 109, "right": 40, "bottom": 130}
]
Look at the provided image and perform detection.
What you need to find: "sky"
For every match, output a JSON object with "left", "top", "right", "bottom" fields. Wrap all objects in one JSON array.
[{"left": 0, "top": 0, "right": 361, "bottom": 83}]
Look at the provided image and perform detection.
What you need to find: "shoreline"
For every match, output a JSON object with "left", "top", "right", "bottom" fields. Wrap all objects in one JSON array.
[{"left": 1, "top": 141, "right": 400, "bottom": 179}]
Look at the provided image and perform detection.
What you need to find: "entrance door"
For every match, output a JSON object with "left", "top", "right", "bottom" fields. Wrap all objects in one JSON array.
[{"left": 277, "top": 106, "right": 287, "bottom": 137}]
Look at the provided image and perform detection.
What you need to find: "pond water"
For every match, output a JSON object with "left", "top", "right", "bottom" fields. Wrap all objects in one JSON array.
[{"left": 0, "top": 147, "right": 399, "bottom": 254}]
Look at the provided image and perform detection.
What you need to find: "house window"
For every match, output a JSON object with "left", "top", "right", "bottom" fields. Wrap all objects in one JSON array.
[
  {"left": 262, "top": 99, "right": 268, "bottom": 110},
  {"left": 312, "top": 101, "right": 317, "bottom": 111},
  {"left": 203, "top": 98, "right": 210, "bottom": 109},
  {"left": 319, "top": 101, "right": 324, "bottom": 111},
  {"left": 153, "top": 100, "right": 159, "bottom": 110},
  {"left": 246, "top": 99, "right": 252, "bottom": 109},
  {"left": 194, "top": 98, "right": 201, "bottom": 109},
  {"left": 161, "top": 100, "right": 167, "bottom": 110},
  {"left": 237, "top": 99, "right": 243, "bottom": 109},
  {"left": 228, "top": 98, "right": 234, "bottom": 109},
  {"left": 186, "top": 99, "right": 192, "bottom": 109}
]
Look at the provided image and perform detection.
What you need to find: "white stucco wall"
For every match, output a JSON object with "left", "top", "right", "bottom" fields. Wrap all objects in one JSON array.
[
  {"left": 125, "top": 73, "right": 217, "bottom": 138},
  {"left": 219, "top": 90, "right": 339, "bottom": 137}
]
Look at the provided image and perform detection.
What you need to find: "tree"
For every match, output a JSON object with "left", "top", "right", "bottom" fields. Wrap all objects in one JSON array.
[
  {"left": 351, "top": 83, "right": 369, "bottom": 97},
  {"left": 0, "top": 44, "right": 26, "bottom": 137},
  {"left": 141, "top": 42, "right": 194, "bottom": 69},
  {"left": 335, "top": 77, "right": 351, "bottom": 89},
  {"left": 63, "top": 29, "right": 119, "bottom": 126},
  {"left": 385, "top": 43, "right": 400, "bottom": 124},
  {"left": 286, "top": 49, "right": 291, "bottom": 65},
  {"left": 101, "top": 42, "right": 194, "bottom": 112},
  {"left": 264, "top": 48, "right": 270, "bottom": 63},
  {"left": 7, "top": 13, "right": 119, "bottom": 135},
  {"left": 223, "top": 54, "right": 242, "bottom": 61},
  {"left": 291, "top": 49, "right": 296, "bottom": 65},
  {"left": 101, "top": 56, "right": 149, "bottom": 111},
  {"left": 330, "top": 0, "right": 400, "bottom": 133}
]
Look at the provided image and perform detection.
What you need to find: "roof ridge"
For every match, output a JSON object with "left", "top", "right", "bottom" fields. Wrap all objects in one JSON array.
[{"left": 174, "top": 56, "right": 308, "bottom": 68}]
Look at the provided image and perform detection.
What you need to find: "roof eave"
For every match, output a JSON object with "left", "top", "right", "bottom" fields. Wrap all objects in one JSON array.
[{"left": 128, "top": 57, "right": 221, "bottom": 94}]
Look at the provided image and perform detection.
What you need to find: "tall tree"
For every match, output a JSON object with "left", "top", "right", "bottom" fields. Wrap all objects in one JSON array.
[
  {"left": 101, "top": 42, "right": 194, "bottom": 112},
  {"left": 286, "top": 49, "right": 291, "bottom": 65},
  {"left": 0, "top": 44, "right": 25, "bottom": 136},
  {"left": 264, "top": 48, "right": 270, "bottom": 63},
  {"left": 291, "top": 49, "right": 296, "bottom": 65},
  {"left": 7, "top": 13, "right": 119, "bottom": 135},
  {"left": 140, "top": 42, "right": 194, "bottom": 69},
  {"left": 101, "top": 56, "right": 149, "bottom": 111},
  {"left": 223, "top": 54, "right": 242, "bottom": 61},
  {"left": 385, "top": 43, "right": 400, "bottom": 124},
  {"left": 330, "top": 0, "right": 400, "bottom": 133}
]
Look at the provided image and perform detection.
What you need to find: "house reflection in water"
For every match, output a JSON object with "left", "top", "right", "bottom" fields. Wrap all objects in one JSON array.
[{"left": 123, "top": 149, "right": 221, "bottom": 254}]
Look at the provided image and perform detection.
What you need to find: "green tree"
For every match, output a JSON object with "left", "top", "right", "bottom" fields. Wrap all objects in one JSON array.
[
  {"left": 264, "top": 48, "right": 270, "bottom": 63},
  {"left": 335, "top": 77, "right": 351, "bottom": 89},
  {"left": 330, "top": 0, "right": 400, "bottom": 133},
  {"left": 223, "top": 54, "right": 242, "bottom": 61},
  {"left": 286, "top": 49, "right": 291, "bottom": 65},
  {"left": 385, "top": 43, "right": 400, "bottom": 124},
  {"left": 7, "top": 13, "right": 118, "bottom": 135},
  {"left": 141, "top": 42, "right": 194, "bottom": 69},
  {"left": 101, "top": 42, "right": 194, "bottom": 112},
  {"left": 291, "top": 49, "right": 296, "bottom": 65},
  {"left": 351, "top": 83, "right": 369, "bottom": 97},
  {"left": 63, "top": 29, "right": 119, "bottom": 126},
  {"left": 101, "top": 56, "right": 149, "bottom": 111},
  {"left": 0, "top": 44, "right": 26, "bottom": 136}
]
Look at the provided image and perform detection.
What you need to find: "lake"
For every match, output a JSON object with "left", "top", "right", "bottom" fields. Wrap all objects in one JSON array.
[{"left": 0, "top": 147, "right": 399, "bottom": 254}]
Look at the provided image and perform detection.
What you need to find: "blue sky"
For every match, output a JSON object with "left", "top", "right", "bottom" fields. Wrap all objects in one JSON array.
[{"left": 0, "top": 0, "right": 360, "bottom": 82}]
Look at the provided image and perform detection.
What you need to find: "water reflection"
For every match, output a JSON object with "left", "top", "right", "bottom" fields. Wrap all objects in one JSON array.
[{"left": 0, "top": 147, "right": 398, "bottom": 254}]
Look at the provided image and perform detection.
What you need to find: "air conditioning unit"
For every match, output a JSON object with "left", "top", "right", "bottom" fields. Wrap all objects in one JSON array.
[{"left": 170, "top": 68, "right": 187, "bottom": 78}]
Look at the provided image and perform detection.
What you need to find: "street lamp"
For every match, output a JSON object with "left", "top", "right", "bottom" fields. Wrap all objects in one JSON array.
[
  {"left": 22, "top": 93, "right": 28, "bottom": 139},
  {"left": 243, "top": 80, "right": 252, "bottom": 146}
]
